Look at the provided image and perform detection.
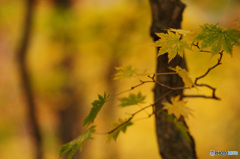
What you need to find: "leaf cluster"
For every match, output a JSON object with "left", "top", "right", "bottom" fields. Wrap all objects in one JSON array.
[
  {"left": 156, "top": 25, "right": 240, "bottom": 63},
  {"left": 59, "top": 23, "right": 240, "bottom": 159}
]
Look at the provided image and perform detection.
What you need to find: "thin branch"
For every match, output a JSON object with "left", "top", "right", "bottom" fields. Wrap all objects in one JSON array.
[
  {"left": 111, "top": 80, "right": 149, "bottom": 97},
  {"left": 107, "top": 117, "right": 133, "bottom": 134},
  {"left": 155, "top": 72, "right": 177, "bottom": 75},
  {"left": 183, "top": 94, "right": 220, "bottom": 100},
  {"left": 136, "top": 72, "right": 177, "bottom": 76},
  {"left": 147, "top": 75, "right": 189, "bottom": 90},
  {"left": 107, "top": 51, "right": 223, "bottom": 135},
  {"left": 192, "top": 52, "right": 223, "bottom": 99},
  {"left": 106, "top": 90, "right": 173, "bottom": 135},
  {"left": 191, "top": 42, "right": 212, "bottom": 53},
  {"left": 195, "top": 52, "right": 223, "bottom": 83}
]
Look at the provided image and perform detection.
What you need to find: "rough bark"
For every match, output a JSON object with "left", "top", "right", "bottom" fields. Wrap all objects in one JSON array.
[
  {"left": 17, "top": 0, "right": 43, "bottom": 159},
  {"left": 149, "top": 0, "right": 197, "bottom": 158}
]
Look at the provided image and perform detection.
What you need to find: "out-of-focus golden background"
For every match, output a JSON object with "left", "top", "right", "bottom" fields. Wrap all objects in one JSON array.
[{"left": 0, "top": 0, "right": 240, "bottom": 159}]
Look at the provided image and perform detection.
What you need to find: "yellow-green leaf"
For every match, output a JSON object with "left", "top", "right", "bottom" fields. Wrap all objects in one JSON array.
[
  {"left": 169, "top": 66, "right": 194, "bottom": 88},
  {"left": 83, "top": 92, "right": 109, "bottom": 127},
  {"left": 155, "top": 31, "right": 190, "bottom": 63},
  {"left": 119, "top": 92, "right": 146, "bottom": 107},
  {"left": 163, "top": 95, "right": 193, "bottom": 119},
  {"left": 114, "top": 65, "right": 137, "bottom": 80},
  {"left": 107, "top": 118, "right": 133, "bottom": 143},
  {"left": 59, "top": 126, "right": 96, "bottom": 159}
]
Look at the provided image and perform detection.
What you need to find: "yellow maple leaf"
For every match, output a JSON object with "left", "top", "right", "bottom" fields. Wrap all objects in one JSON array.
[
  {"left": 155, "top": 31, "right": 190, "bottom": 63},
  {"left": 169, "top": 66, "right": 194, "bottom": 88},
  {"left": 163, "top": 95, "right": 193, "bottom": 119}
]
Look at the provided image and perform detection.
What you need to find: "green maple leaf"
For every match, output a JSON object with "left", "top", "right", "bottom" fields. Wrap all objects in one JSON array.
[
  {"left": 195, "top": 24, "right": 240, "bottom": 55},
  {"left": 59, "top": 126, "right": 96, "bottom": 159},
  {"left": 163, "top": 95, "right": 193, "bottom": 120},
  {"left": 114, "top": 65, "right": 137, "bottom": 80},
  {"left": 83, "top": 92, "right": 109, "bottom": 127},
  {"left": 107, "top": 118, "right": 133, "bottom": 143},
  {"left": 169, "top": 66, "right": 194, "bottom": 88},
  {"left": 119, "top": 92, "right": 146, "bottom": 107},
  {"left": 155, "top": 30, "right": 190, "bottom": 63}
]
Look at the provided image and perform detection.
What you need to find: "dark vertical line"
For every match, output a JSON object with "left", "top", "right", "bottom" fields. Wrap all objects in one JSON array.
[{"left": 17, "top": 0, "right": 43, "bottom": 159}]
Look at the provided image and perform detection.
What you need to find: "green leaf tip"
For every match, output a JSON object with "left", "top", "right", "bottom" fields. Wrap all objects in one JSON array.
[
  {"left": 59, "top": 126, "right": 96, "bottom": 159},
  {"left": 119, "top": 92, "right": 146, "bottom": 107},
  {"left": 195, "top": 23, "right": 240, "bottom": 55},
  {"left": 83, "top": 93, "right": 109, "bottom": 127}
]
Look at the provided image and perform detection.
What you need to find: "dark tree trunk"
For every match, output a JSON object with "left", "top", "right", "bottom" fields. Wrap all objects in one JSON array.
[
  {"left": 149, "top": 0, "right": 197, "bottom": 159},
  {"left": 17, "top": 0, "right": 43, "bottom": 159},
  {"left": 51, "top": 1, "right": 83, "bottom": 159}
]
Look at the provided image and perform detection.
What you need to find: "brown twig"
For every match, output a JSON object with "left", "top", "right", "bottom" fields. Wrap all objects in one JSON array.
[
  {"left": 106, "top": 90, "right": 173, "bottom": 135},
  {"left": 183, "top": 94, "right": 220, "bottom": 100},
  {"left": 193, "top": 52, "right": 223, "bottom": 100},
  {"left": 147, "top": 75, "right": 189, "bottom": 90},
  {"left": 191, "top": 42, "right": 212, "bottom": 53},
  {"left": 195, "top": 52, "right": 223, "bottom": 83},
  {"left": 108, "top": 51, "right": 223, "bottom": 135}
]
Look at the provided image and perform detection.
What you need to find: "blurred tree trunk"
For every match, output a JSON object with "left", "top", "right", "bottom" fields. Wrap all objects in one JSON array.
[
  {"left": 149, "top": 0, "right": 197, "bottom": 159},
  {"left": 17, "top": 0, "right": 43, "bottom": 159},
  {"left": 51, "top": 0, "right": 83, "bottom": 159},
  {"left": 103, "top": 58, "right": 120, "bottom": 159}
]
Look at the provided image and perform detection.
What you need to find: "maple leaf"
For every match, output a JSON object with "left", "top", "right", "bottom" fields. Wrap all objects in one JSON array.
[
  {"left": 83, "top": 92, "right": 109, "bottom": 127},
  {"left": 155, "top": 31, "right": 190, "bottom": 63},
  {"left": 169, "top": 66, "right": 194, "bottom": 88},
  {"left": 114, "top": 65, "right": 137, "bottom": 80},
  {"left": 195, "top": 24, "right": 240, "bottom": 55},
  {"left": 107, "top": 118, "right": 133, "bottom": 143},
  {"left": 163, "top": 95, "right": 193, "bottom": 119},
  {"left": 119, "top": 92, "right": 146, "bottom": 107},
  {"left": 59, "top": 126, "right": 96, "bottom": 159}
]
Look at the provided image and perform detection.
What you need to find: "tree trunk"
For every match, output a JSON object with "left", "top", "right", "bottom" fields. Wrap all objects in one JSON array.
[
  {"left": 149, "top": 0, "right": 197, "bottom": 158},
  {"left": 17, "top": 0, "right": 43, "bottom": 159},
  {"left": 51, "top": 1, "right": 83, "bottom": 159}
]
